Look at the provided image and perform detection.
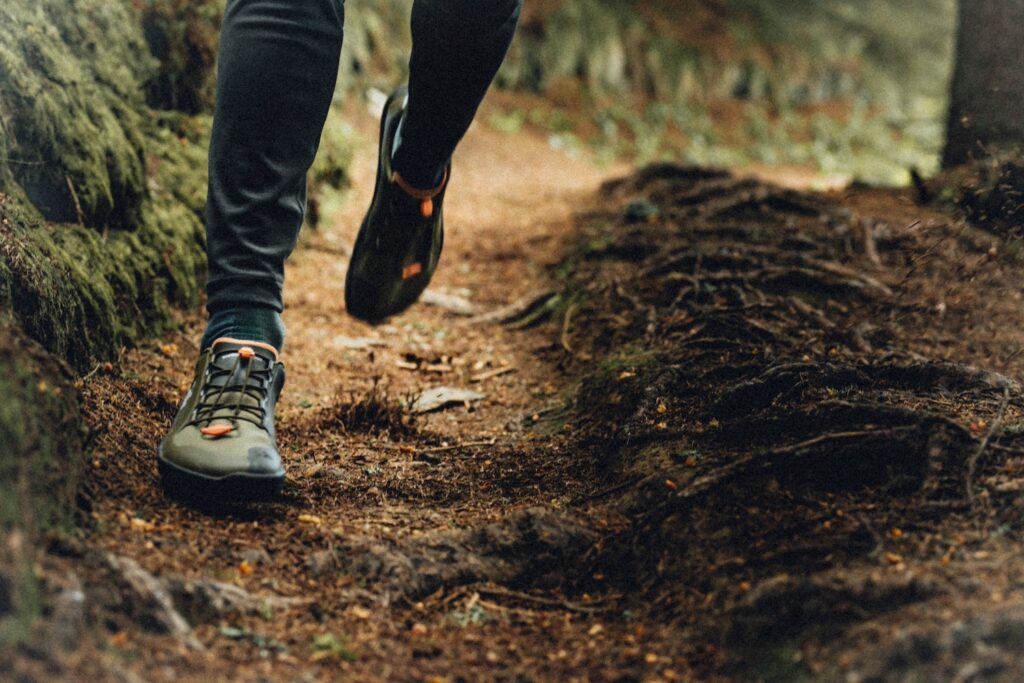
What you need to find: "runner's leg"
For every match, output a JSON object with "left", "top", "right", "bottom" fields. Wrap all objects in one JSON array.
[
  {"left": 392, "top": 0, "right": 523, "bottom": 189},
  {"left": 203, "top": 0, "right": 346, "bottom": 351}
]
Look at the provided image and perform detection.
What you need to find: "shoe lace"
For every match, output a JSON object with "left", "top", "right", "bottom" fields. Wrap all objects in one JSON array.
[{"left": 187, "top": 347, "right": 271, "bottom": 437}]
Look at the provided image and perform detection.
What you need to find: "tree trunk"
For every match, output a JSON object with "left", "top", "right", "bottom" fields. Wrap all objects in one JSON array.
[{"left": 943, "top": 1, "right": 1024, "bottom": 167}]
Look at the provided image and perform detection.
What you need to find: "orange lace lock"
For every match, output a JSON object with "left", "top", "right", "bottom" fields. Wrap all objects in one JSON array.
[
  {"left": 200, "top": 424, "right": 234, "bottom": 438},
  {"left": 239, "top": 346, "right": 256, "bottom": 360},
  {"left": 402, "top": 262, "right": 423, "bottom": 280},
  {"left": 391, "top": 168, "right": 447, "bottom": 220}
]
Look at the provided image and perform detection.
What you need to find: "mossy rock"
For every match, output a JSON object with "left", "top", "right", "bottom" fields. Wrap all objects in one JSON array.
[
  {"left": 0, "top": 0, "right": 156, "bottom": 229},
  {"left": 0, "top": 104, "right": 208, "bottom": 372},
  {"left": 0, "top": 317, "right": 85, "bottom": 645}
]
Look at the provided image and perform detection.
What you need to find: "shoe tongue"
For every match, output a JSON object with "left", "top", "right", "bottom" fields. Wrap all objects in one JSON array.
[{"left": 202, "top": 341, "right": 273, "bottom": 417}]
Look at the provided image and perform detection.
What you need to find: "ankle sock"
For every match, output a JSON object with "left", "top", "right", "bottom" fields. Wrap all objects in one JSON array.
[
  {"left": 200, "top": 307, "right": 285, "bottom": 353},
  {"left": 391, "top": 115, "right": 447, "bottom": 190}
]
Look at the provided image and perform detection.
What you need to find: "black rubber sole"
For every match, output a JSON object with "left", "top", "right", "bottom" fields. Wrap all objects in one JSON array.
[{"left": 157, "top": 453, "right": 284, "bottom": 503}]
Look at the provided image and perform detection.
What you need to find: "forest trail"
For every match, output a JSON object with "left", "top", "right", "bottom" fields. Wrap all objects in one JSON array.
[
  {"left": 19, "top": 102, "right": 1024, "bottom": 683},
  {"left": 60, "top": 106, "right": 652, "bottom": 682}
]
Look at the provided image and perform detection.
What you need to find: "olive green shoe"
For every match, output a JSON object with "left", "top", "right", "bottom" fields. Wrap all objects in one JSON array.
[
  {"left": 158, "top": 338, "right": 286, "bottom": 500},
  {"left": 345, "top": 85, "right": 450, "bottom": 323}
]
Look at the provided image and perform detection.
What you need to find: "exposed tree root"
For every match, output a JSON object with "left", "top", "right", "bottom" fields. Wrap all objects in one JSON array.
[{"left": 331, "top": 508, "right": 598, "bottom": 602}]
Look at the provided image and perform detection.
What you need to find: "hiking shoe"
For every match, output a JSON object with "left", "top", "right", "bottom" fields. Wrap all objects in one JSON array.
[
  {"left": 345, "top": 85, "right": 449, "bottom": 322},
  {"left": 158, "top": 338, "right": 285, "bottom": 500}
]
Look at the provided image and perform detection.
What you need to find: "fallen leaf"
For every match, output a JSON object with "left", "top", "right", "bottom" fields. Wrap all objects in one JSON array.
[
  {"left": 130, "top": 518, "right": 155, "bottom": 532},
  {"left": 350, "top": 606, "right": 372, "bottom": 620},
  {"left": 421, "top": 289, "right": 476, "bottom": 316},
  {"left": 409, "top": 387, "right": 485, "bottom": 414},
  {"left": 298, "top": 514, "right": 322, "bottom": 526},
  {"left": 331, "top": 336, "right": 388, "bottom": 351}
]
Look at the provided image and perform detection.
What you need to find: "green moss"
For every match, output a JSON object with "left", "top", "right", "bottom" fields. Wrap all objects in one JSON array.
[
  {"left": 496, "top": 0, "right": 956, "bottom": 184},
  {"left": 139, "top": 0, "right": 226, "bottom": 113},
  {"left": 306, "top": 113, "right": 354, "bottom": 229},
  {"left": 337, "top": 0, "right": 413, "bottom": 91},
  {"left": 0, "top": 0, "right": 156, "bottom": 228},
  {"left": 0, "top": 0, "right": 220, "bottom": 371},
  {"left": 0, "top": 179, "right": 205, "bottom": 372},
  {"left": 0, "top": 318, "right": 85, "bottom": 645}
]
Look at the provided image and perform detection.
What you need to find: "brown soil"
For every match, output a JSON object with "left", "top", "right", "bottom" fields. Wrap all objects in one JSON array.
[{"left": 9, "top": 102, "right": 1024, "bottom": 683}]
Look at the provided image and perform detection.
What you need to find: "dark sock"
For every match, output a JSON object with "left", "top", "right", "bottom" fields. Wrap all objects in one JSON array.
[
  {"left": 391, "top": 115, "right": 447, "bottom": 189},
  {"left": 200, "top": 307, "right": 285, "bottom": 353}
]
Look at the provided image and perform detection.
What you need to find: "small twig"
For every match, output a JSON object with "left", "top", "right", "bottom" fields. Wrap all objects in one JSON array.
[
  {"left": 853, "top": 512, "right": 885, "bottom": 559},
  {"left": 966, "top": 386, "right": 1011, "bottom": 505},
  {"left": 79, "top": 363, "right": 105, "bottom": 382},
  {"left": 421, "top": 440, "right": 496, "bottom": 454},
  {"left": 0, "top": 157, "right": 45, "bottom": 166},
  {"left": 560, "top": 302, "right": 577, "bottom": 354},
  {"left": 65, "top": 174, "right": 85, "bottom": 227},
  {"left": 376, "top": 440, "right": 499, "bottom": 454},
  {"left": 861, "top": 219, "right": 883, "bottom": 268},
  {"left": 476, "top": 586, "right": 612, "bottom": 613},
  {"left": 768, "top": 429, "right": 898, "bottom": 456},
  {"left": 572, "top": 475, "right": 643, "bottom": 505},
  {"left": 469, "top": 366, "right": 516, "bottom": 383}
]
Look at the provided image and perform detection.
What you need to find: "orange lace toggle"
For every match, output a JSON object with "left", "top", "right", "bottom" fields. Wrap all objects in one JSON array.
[
  {"left": 391, "top": 168, "right": 447, "bottom": 220},
  {"left": 200, "top": 424, "right": 234, "bottom": 438},
  {"left": 402, "top": 262, "right": 423, "bottom": 280},
  {"left": 239, "top": 346, "right": 256, "bottom": 360}
]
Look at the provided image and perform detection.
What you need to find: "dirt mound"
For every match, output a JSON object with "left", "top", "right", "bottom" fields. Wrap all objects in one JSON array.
[{"left": 550, "top": 164, "right": 1024, "bottom": 678}]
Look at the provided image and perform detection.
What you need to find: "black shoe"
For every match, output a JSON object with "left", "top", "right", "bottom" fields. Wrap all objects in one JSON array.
[{"left": 345, "top": 86, "right": 449, "bottom": 323}]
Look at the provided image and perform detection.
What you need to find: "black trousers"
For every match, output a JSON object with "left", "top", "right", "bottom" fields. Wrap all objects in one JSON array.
[{"left": 205, "top": 0, "right": 522, "bottom": 314}]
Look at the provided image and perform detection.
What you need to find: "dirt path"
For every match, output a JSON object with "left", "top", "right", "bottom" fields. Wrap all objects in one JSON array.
[
  {"left": 58, "top": 105, "right": 658, "bottom": 682},
  {"left": 20, "top": 100, "right": 1024, "bottom": 683}
]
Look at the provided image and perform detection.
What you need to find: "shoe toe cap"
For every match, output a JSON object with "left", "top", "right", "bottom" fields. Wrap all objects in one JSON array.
[
  {"left": 246, "top": 446, "right": 283, "bottom": 475},
  {"left": 161, "top": 428, "right": 283, "bottom": 479}
]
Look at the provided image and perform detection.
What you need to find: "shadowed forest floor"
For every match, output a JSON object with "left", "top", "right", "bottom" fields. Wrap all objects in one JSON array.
[{"left": 12, "top": 103, "right": 1024, "bottom": 682}]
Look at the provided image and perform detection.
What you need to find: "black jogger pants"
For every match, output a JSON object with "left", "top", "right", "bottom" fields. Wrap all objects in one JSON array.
[{"left": 204, "top": 0, "right": 522, "bottom": 314}]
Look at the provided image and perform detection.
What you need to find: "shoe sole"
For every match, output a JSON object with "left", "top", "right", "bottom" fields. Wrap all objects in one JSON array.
[
  {"left": 344, "top": 86, "right": 444, "bottom": 322},
  {"left": 157, "top": 449, "right": 284, "bottom": 502}
]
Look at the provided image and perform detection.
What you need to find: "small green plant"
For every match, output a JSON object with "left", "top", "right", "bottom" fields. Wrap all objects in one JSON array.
[{"left": 311, "top": 633, "right": 357, "bottom": 662}]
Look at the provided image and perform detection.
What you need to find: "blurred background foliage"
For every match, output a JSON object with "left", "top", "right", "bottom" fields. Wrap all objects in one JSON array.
[
  {"left": 0, "top": 0, "right": 959, "bottom": 231},
  {"left": 342, "top": 0, "right": 958, "bottom": 186},
  {"left": 132, "top": 0, "right": 957, "bottom": 186},
  {"left": 504, "top": 0, "right": 957, "bottom": 185}
]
